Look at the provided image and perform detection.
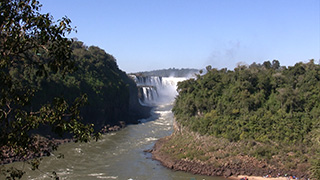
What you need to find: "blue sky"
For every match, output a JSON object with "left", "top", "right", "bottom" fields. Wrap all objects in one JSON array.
[{"left": 40, "top": 0, "right": 320, "bottom": 73}]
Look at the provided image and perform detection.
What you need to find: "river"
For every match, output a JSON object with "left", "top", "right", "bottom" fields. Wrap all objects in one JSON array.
[
  {"left": 4, "top": 103, "right": 227, "bottom": 180},
  {"left": 4, "top": 76, "right": 228, "bottom": 180}
]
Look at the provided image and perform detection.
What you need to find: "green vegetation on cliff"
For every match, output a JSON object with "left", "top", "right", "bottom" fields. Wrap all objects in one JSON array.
[
  {"left": 32, "top": 40, "right": 147, "bottom": 132},
  {"left": 5, "top": 31, "right": 145, "bottom": 138},
  {"left": 172, "top": 60, "right": 320, "bottom": 178}
]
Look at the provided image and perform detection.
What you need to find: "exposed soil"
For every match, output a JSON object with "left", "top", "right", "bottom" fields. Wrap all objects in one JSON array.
[{"left": 151, "top": 135, "right": 310, "bottom": 180}]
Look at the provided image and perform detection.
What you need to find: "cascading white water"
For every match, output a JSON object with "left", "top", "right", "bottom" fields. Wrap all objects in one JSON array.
[
  {"left": 132, "top": 76, "right": 162, "bottom": 87},
  {"left": 158, "top": 77, "right": 187, "bottom": 104},
  {"left": 142, "top": 86, "right": 159, "bottom": 103},
  {"left": 130, "top": 75, "right": 186, "bottom": 105}
]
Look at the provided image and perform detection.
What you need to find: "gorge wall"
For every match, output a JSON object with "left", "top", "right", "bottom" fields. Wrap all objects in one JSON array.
[{"left": 30, "top": 41, "right": 151, "bottom": 136}]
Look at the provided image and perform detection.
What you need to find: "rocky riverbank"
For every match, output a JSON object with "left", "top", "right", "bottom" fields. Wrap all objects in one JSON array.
[{"left": 151, "top": 133, "right": 310, "bottom": 180}]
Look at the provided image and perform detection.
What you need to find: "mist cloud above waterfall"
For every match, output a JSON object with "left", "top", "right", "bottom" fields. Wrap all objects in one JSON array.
[{"left": 157, "top": 77, "right": 187, "bottom": 104}]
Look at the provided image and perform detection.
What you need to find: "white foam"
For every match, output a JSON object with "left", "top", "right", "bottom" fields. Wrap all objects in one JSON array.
[
  {"left": 88, "top": 173, "right": 106, "bottom": 176},
  {"left": 99, "top": 176, "right": 118, "bottom": 179},
  {"left": 107, "top": 132, "right": 116, "bottom": 136},
  {"left": 88, "top": 173, "right": 118, "bottom": 179},
  {"left": 152, "top": 121, "right": 170, "bottom": 126},
  {"left": 144, "top": 137, "right": 158, "bottom": 142},
  {"left": 56, "top": 168, "right": 73, "bottom": 176},
  {"left": 73, "top": 147, "right": 83, "bottom": 154},
  {"left": 154, "top": 110, "right": 171, "bottom": 114}
]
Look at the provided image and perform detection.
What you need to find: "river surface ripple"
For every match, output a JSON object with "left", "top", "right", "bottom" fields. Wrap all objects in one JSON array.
[{"left": 5, "top": 104, "right": 226, "bottom": 180}]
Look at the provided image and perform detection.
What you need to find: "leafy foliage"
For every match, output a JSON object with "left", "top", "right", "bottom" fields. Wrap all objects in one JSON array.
[
  {"left": 1, "top": 0, "right": 95, "bottom": 155},
  {"left": 173, "top": 60, "right": 320, "bottom": 176},
  {"left": 0, "top": 0, "right": 141, "bottom": 179},
  {"left": 33, "top": 40, "right": 136, "bottom": 131},
  {"left": 173, "top": 60, "right": 320, "bottom": 143}
]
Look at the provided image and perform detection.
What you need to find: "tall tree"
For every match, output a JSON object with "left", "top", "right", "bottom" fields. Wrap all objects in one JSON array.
[{"left": 1, "top": 0, "right": 96, "bottom": 178}]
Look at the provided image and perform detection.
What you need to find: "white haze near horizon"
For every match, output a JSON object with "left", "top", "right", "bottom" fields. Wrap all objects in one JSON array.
[{"left": 156, "top": 77, "right": 187, "bottom": 104}]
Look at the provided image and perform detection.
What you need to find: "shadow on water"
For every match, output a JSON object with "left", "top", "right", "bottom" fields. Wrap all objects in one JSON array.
[
  {"left": 2, "top": 102, "right": 227, "bottom": 180},
  {"left": 138, "top": 108, "right": 160, "bottom": 124},
  {"left": 2, "top": 77, "right": 228, "bottom": 180}
]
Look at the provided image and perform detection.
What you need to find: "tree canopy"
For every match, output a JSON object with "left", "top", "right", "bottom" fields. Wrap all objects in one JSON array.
[
  {"left": 1, "top": 0, "right": 95, "bottom": 149},
  {"left": 172, "top": 60, "right": 320, "bottom": 178},
  {"left": 173, "top": 60, "right": 320, "bottom": 143},
  {"left": 0, "top": 0, "right": 114, "bottom": 178}
]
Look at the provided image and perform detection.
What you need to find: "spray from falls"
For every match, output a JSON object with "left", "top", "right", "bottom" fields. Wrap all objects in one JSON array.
[{"left": 130, "top": 75, "right": 186, "bottom": 105}]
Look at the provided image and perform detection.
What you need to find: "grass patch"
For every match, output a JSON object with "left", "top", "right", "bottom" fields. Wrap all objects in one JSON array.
[{"left": 159, "top": 127, "right": 316, "bottom": 176}]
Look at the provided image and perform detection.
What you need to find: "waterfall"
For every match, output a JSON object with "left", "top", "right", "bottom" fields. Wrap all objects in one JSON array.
[
  {"left": 141, "top": 86, "right": 159, "bottom": 103},
  {"left": 130, "top": 75, "right": 186, "bottom": 105}
]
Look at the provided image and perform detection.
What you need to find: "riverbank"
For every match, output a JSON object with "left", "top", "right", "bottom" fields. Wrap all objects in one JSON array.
[
  {"left": 0, "top": 123, "right": 126, "bottom": 165},
  {"left": 151, "top": 131, "right": 310, "bottom": 180}
]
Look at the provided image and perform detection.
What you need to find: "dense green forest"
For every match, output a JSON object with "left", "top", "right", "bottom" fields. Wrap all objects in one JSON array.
[
  {"left": 135, "top": 68, "right": 199, "bottom": 77},
  {"left": 172, "top": 60, "right": 320, "bottom": 178},
  {"left": 29, "top": 40, "right": 149, "bottom": 133},
  {"left": 5, "top": 36, "right": 148, "bottom": 138}
]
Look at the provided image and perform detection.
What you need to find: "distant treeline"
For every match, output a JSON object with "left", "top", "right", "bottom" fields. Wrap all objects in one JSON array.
[{"left": 134, "top": 68, "right": 199, "bottom": 77}]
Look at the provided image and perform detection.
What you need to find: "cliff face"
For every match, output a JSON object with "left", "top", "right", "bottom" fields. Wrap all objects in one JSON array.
[
  {"left": 121, "top": 73, "right": 151, "bottom": 124},
  {"left": 70, "top": 46, "right": 151, "bottom": 131},
  {"left": 79, "top": 72, "right": 151, "bottom": 131}
]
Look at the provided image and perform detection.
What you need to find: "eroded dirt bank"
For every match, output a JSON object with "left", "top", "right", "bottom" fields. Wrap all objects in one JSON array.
[{"left": 152, "top": 131, "right": 310, "bottom": 179}]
